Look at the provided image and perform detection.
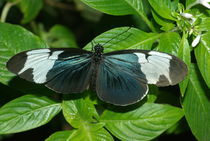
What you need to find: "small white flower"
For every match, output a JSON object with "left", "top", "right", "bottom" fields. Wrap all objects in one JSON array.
[
  {"left": 192, "top": 34, "right": 201, "bottom": 47},
  {"left": 180, "top": 13, "right": 193, "bottom": 19},
  {"left": 197, "top": 0, "right": 210, "bottom": 9},
  {"left": 180, "top": 13, "right": 196, "bottom": 24}
]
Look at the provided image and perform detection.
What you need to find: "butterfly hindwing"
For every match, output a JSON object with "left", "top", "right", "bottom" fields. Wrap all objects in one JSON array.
[
  {"left": 96, "top": 54, "right": 148, "bottom": 106},
  {"left": 7, "top": 48, "right": 93, "bottom": 93}
]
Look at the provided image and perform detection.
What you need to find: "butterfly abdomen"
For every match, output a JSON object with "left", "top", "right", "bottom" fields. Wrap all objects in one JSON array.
[{"left": 90, "top": 56, "right": 102, "bottom": 91}]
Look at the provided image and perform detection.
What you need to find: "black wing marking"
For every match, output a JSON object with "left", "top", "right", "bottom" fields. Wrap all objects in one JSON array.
[
  {"left": 7, "top": 48, "right": 93, "bottom": 93},
  {"left": 96, "top": 55, "right": 148, "bottom": 106},
  {"left": 105, "top": 49, "right": 188, "bottom": 86}
]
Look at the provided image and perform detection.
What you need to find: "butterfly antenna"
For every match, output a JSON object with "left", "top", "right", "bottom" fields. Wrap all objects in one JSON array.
[
  {"left": 91, "top": 41, "right": 94, "bottom": 51},
  {"left": 102, "top": 27, "right": 132, "bottom": 47},
  {"left": 106, "top": 32, "right": 133, "bottom": 49}
]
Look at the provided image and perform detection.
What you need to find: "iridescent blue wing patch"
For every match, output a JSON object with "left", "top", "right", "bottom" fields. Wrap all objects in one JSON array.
[
  {"left": 7, "top": 48, "right": 92, "bottom": 93},
  {"left": 96, "top": 54, "right": 148, "bottom": 106}
]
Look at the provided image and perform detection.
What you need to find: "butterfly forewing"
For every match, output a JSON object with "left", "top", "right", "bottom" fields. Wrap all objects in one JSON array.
[
  {"left": 104, "top": 50, "right": 188, "bottom": 87},
  {"left": 7, "top": 48, "right": 93, "bottom": 93}
]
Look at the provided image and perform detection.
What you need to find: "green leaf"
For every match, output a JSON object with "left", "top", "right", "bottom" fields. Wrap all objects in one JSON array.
[
  {"left": 62, "top": 98, "right": 99, "bottom": 128},
  {"left": 157, "top": 32, "right": 181, "bottom": 55},
  {"left": 80, "top": 0, "right": 145, "bottom": 15},
  {"left": 46, "top": 124, "right": 114, "bottom": 141},
  {"left": 84, "top": 27, "right": 160, "bottom": 52},
  {"left": 100, "top": 103, "right": 184, "bottom": 141},
  {"left": 182, "top": 64, "right": 210, "bottom": 141},
  {"left": 70, "top": 124, "right": 114, "bottom": 141},
  {"left": 19, "top": 0, "right": 43, "bottom": 23},
  {"left": 43, "top": 25, "right": 78, "bottom": 48},
  {"left": 45, "top": 126, "right": 114, "bottom": 141},
  {"left": 0, "top": 23, "right": 48, "bottom": 85},
  {"left": 170, "top": 0, "right": 179, "bottom": 12},
  {"left": 178, "top": 33, "right": 191, "bottom": 96},
  {"left": 148, "top": 0, "right": 176, "bottom": 20},
  {"left": 200, "top": 17, "right": 210, "bottom": 32},
  {"left": 195, "top": 31, "right": 210, "bottom": 88},
  {"left": 151, "top": 11, "right": 175, "bottom": 31},
  {"left": 80, "top": 0, "right": 156, "bottom": 32},
  {"left": 46, "top": 130, "right": 76, "bottom": 141},
  {"left": 0, "top": 95, "right": 61, "bottom": 134}
]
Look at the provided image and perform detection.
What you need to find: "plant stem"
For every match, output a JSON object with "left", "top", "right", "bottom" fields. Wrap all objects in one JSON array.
[{"left": 0, "top": 1, "right": 20, "bottom": 22}]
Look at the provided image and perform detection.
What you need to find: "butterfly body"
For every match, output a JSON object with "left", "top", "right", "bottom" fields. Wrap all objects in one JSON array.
[
  {"left": 7, "top": 45, "right": 188, "bottom": 106},
  {"left": 92, "top": 44, "right": 104, "bottom": 63}
]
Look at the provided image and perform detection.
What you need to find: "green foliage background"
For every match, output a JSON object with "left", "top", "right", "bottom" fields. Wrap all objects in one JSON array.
[{"left": 0, "top": 0, "right": 210, "bottom": 141}]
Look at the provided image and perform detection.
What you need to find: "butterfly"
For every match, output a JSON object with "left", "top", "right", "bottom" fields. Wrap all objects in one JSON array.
[{"left": 6, "top": 44, "right": 188, "bottom": 106}]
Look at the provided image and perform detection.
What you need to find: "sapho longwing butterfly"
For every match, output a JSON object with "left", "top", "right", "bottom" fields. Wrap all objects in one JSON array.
[{"left": 6, "top": 28, "right": 188, "bottom": 106}]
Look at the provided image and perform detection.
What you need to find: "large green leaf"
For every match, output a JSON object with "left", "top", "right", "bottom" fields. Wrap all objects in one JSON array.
[
  {"left": 80, "top": 0, "right": 155, "bottom": 31},
  {"left": 84, "top": 27, "right": 160, "bottom": 52},
  {"left": 100, "top": 103, "right": 184, "bottom": 141},
  {"left": 195, "top": 31, "right": 210, "bottom": 88},
  {"left": 178, "top": 33, "right": 191, "bottom": 96},
  {"left": 148, "top": 0, "right": 177, "bottom": 20},
  {"left": 19, "top": 0, "right": 43, "bottom": 23},
  {"left": 182, "top": 64, "right": 210, "bottom": 141},
  {"left": 0, "top": 23, "right": 48, "bottom": 85},
  {"left": 156, "top": 32, "right": 181, "bottom": 55},
  {"left": 80, "top": 0, "right": 149, "bottom": 16},
  {"left": 80, "top": 0, "right": 135, "bottom": 15},
  {"left": 0, "top": 95, "right": 61, "bottom": 134},
  {"left": 62, "top": 97, "right": 99, "bottom": 128}
]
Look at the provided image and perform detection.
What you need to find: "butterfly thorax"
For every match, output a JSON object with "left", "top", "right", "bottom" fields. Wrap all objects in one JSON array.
[{"left": 93, "top": 44, "right": 104, "bottom": 63}]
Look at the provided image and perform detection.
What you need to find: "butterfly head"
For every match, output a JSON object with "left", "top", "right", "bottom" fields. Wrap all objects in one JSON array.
[{"left": 94, "top": 44, "right": 104, "bottom": 54}]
